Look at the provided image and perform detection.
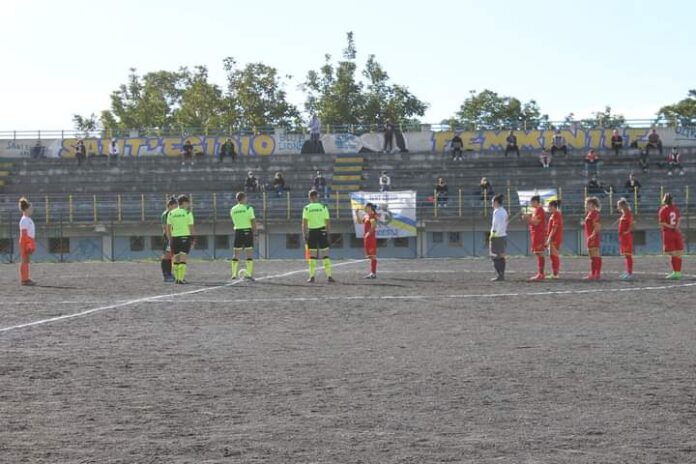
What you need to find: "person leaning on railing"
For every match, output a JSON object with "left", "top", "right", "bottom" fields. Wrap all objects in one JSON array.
[{"left": 479, "top": 177, "right": 494, "bottom": 201}]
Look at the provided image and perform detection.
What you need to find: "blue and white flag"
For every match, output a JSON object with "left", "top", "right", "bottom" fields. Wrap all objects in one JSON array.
[{"left": 350, "top": 191, "right": 417, "bottom": 238}]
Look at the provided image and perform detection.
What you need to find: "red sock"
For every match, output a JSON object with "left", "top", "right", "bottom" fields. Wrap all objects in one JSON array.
[
  {"left": 537, "top": 255, "right": 545, "bottom": 275},
  {"left": 551, "top": 255, "right": 560, "bottom": 275},
  {"left": 20, "top": 263, "right": 29, "bottom": 282},
  {"left": 595, "top": 257, "right": 602, "bottom": 276},
  {"left": 590, "top": 257, "right": 596, "bottom": 275},
  {"left": 672, "top": 256, "right": 682, "bottom": 272},
  {"left": 370, "top": 258, "right": 377, "bottom": 274},
  {"left": 625, "top": 256, "right": 633, "bottom": 274}
]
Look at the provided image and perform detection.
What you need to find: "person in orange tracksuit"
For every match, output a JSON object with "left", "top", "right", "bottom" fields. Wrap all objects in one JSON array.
[{"left": 18, "top": 197, "right": 36, "bottom": 286}]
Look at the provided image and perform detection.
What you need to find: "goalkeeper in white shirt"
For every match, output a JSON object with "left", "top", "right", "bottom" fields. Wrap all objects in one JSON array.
[{"left": 489, "top": 194, "right": 508, "bottom": 281}]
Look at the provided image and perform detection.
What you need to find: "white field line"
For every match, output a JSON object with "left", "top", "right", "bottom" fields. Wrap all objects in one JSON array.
[{"left": 0, "top": 260, "right": 365, "bottom": 334}]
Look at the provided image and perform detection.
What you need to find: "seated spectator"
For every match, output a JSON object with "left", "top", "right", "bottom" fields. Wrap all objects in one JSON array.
[
  {"left": 586, "top": 176, "right": 608, "bottom": 198},
  {"left": 667, "top": 147, "right": 684, "bottom": 176},
  {"left": 538, "top": 149, "right": 551, "bottom": 168},
  {"left": 646, "top": 129, "right": 663, "bottom": 156},
  {"left": 273, "top": 172, "right": 286, "bottom": 197},
  {"left": 451, "top": 133, "right": 464, "bottom": 161},
  {"left": 479, "top": 177, "right": 494, "bottom": 201},
  {"left": 182, "top": 140, "right": 194, "bottom": 165},
  {"left": 584, "top": 149, "right": 600, "bottom": 176},
  {"left": 435, "top": 177, "right": 448, "bottom": 208},
  {"left": 379, "top": 171, "right": 391, "bottom": 192},
  {"left": 610, "top": 129, "right": 623, "bottom": 156},
  {"left": 624, "top": 173, "right": 641, "bottom": 199},
  {"left": 74, "top": 139, "right": 86, "bottom": 166},
  {"left": 504, "top": 130, "right": 520, "bottom": 158},
  {"left": 108, "top": 138, "right": 119, "bottom": 165},
  {"left": 245, "top": 171, "right": 259, "bottom": 193},
  {"left": 313, "top": 171, "right": 329, "bottom": 198},
  {"left": 219, "top": 138, "right": 236, "bottom": 163},
  {"left": 551, "top": 131, "right": 568, "bottom": 155}
]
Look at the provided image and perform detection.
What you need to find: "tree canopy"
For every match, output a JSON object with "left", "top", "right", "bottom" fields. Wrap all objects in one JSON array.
[
  {"left": 453, "top": 89, "right": 548, "bottom": 130},
  {"left": 658, "top": 90, "right": 696, "bottom": 125}
]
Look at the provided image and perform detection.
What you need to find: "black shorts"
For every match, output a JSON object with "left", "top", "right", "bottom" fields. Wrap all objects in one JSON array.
[
  {"left": 234, "top": 229, "right": 254, "bottom": 249},
  {"left": 171, "top": 236, "right": 192, "bottom": 255},
  {"left": 307, "top": 228, "right": 329, "bottom": 250}
]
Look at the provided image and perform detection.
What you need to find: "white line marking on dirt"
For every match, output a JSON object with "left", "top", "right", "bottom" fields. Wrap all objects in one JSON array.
[{"left": 0, "top": 260, "right": 365, "bottom": 334}]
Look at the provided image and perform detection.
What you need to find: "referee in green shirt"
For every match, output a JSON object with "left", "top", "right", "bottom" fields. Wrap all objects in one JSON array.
[
  {"left": 302, "top": 190, "right": 335, "bottom": 283},
  {"left": 166, "top": 195, "right": 195, "bottom": 284},
  {"left": 160, "top": 197, "right": 178, "bottom": 282},
  {"left": 230, "top": 191, "right": 256, "bottom": 280}
]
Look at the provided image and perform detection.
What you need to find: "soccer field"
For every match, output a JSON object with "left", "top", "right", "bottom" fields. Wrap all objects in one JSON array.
[{"left": 1, "top": 257, "right": 695, "bottom": 463}]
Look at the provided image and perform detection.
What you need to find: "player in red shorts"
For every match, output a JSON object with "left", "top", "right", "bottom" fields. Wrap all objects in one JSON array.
[
  {"left": 545, "top": 200, "right": 563, "bottom": 279},
  {"left": 362, "top": 203, "right": 378, "bottom": 279},
  {"left": 658, "top": 193, "right": 684, "bottom": 280},
  {"left": 522, "top": 195, "right": 546, "bottom": 281},
  {"left": 617, "top": 198, "right": 634, "bottom": 280},
  {"left": 584, "top": 196, "right": 602, "bottom": 280},
  {"left": 18, "top": 197, "right": 37, "bottom": 286}
]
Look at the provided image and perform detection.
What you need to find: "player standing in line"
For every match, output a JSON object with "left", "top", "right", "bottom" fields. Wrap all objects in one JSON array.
[
  {"left": 545, "top": 200, "right": 563, "bottom": 279},
  {"left": 166, "top": 195, "right": 195, "bottom": 284},
  {"left": 302, "top": 190, "right": 335, "bottom": 283},
  {"left": 584, "top": 197, "right": 602, "bottom": 280},
  {"left": 18, "top": 197, "right": 36, "bottom": 286},
  {"left": 489, "top": 194, "right": 508, "bottom": 281},
  {"left": 658, "top": 193, "right": 684, "bottom": 280},
  {"left": 522, "top": 195, "right": 546, "bottom": 281},
  {"left": 230, "top": 192, "right": 256, "bottom": 281},
  {"left": 362, "top": 202, "right": 379, "bottom": 279},
  {"left": 160, "top": 197, "right": 178, "bottom": 282},
  {"left": 617, "top": 198, "right": 635, "bottom": 280}
]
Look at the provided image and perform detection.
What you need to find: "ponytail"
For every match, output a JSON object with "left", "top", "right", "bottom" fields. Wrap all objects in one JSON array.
[{"left": 18, "top": 197, "right": 31, "bottom": 213}]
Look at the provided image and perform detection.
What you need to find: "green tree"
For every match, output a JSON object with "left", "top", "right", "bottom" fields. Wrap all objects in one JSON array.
[
  {"left": 224, "top": 58, "right": 300, "bottom": 130},
  {"left": 72, "top": 113, "right": 98, "bottom": 137},
  {"left": 454, "top": 89, "right": 548, "bottom": 130},
  {"left": 658, "top": 90, "right": 696, "bottom": 125},
  {"left": 578, "top": 106, "right": 626, "bottom": 129},
  {"left": 174, "top": 66, "right": 230, "bottom": 131}
]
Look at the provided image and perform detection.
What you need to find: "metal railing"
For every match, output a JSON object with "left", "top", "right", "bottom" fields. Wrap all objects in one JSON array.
[
  {"left": 0, "top": 186, "right": 690, "bottom": 227},
  {"left": 0, "top": 119, "right": 687, "bottom": 140}
]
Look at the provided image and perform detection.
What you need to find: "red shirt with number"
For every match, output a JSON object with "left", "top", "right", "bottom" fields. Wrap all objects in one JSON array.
[
  {"left": 363, "top": 211, "right": 378, "bottom": 257},
  {"left": 584, "top": 209, "right": 600, "bottom": 249},
  {"left": 546, "top": 210, "right": 563, "bottom": 249},
  {"left": 529, "top": 206, "right": 546, "bottom": 253},
  {"left": 618, "top": 210, "right": 633, "bottom": 254},
  {"left": 659, "top": 205, "right": 684, "bottom": 252}
]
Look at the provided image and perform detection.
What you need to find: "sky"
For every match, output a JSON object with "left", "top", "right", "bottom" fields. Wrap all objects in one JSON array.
[{"left": 1, "top": 0, "right": 694, "bottom": 130}]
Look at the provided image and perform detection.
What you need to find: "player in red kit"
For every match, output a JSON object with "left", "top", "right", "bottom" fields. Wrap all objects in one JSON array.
[
  {"left": 617, "top": 198, "right": 634, "bottom": 280},
  {"left": 545, "top": 200, "right": 563, "bottom": 279},
  {"left": 584, "top": 197, "right": 602, "bottom": 280},
  {"left": 362, "top": 203, "right": 378, "bottom": 279},
  {"left": 522, "top": 195, "right": 546, "bottom": 281},
  {"left": 658, "top": 193, "right": 684, "bottom": 280}
]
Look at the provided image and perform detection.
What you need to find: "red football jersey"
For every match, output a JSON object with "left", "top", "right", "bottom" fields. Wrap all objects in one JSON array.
[
  {"left": 547, "top": 210, "right": 563, "bottom": 241},
  {"left": 363, "top": 211, "right": 377, "bottom": 236},
  {"left": 529, "top": 206, "right": 546, "bottom": 236},
  {"left": 659, "top": 205, "right": 680, "bottom": 232},
  {"left": 584, "top": 210, "right": 600, "bottom": 237},
  {"left": 619, "top": 210, "right": 633, "bottom": 236}
]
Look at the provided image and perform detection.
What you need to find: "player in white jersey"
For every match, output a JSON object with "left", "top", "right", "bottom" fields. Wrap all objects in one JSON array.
[{"left": 18, "top": 197, "right": 36, "bottom": 286}]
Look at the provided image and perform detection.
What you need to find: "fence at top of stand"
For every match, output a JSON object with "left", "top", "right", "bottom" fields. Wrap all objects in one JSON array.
[{"left": 0, "top": 186, "right": 690, "bottom": 226}]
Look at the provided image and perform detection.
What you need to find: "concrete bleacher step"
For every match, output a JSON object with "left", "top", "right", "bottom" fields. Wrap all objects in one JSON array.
[{"left": 332, "top": 154, "right": 364, "bottom": 193}]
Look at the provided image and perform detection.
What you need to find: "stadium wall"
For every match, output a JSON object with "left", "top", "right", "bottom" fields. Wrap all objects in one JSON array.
[{"left": 2, "top": 126, "right": 695, "bottom": 158}]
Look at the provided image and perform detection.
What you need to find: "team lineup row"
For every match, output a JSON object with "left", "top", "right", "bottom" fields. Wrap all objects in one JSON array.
[
  {"left": 488, "top": 192, "right": 686, "bottom": 282},
  {"left": 15, "top": 191, "right": 686, "bottom": 286}
]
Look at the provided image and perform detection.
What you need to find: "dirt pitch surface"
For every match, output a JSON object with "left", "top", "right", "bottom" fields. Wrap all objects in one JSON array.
[{"left": 1, "top": 257, "right": 696, "bottom": 463}]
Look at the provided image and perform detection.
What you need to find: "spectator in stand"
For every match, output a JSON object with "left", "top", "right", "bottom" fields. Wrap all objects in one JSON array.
[
  {"left": 667, "top": 147, "right": 684, "bottom": 176},
  {"left": 504, "top": 130, "right": 520, "bottom": 158},
  {"left": 379, "top": 171, "right": 391, "bottom": 192},
  {"left": 538, "top": 149, "right": 551, "bottom": 168},
  {"left": 638, "top": 149, "right": 649, "bottom": 173},
  {"left": 584, "top": 149, "right": 600, "bottom": 176},
  {"left": 219, "top": 138, "right": 236, "bottom": 163},
  {"left": 273, "top": 172, "right": 286, "bottom": 197},
  {"left": 610, "top": 129, "right": 623, "bottom": 156},
  {"left": 109, "top": 138, "right": 119, "bottom": 164},
  {"left": 624, "top": 172, "right": 642, "bottom": 199},
  {"left": 245, "top": 171, "right": 259, "bottom": 193},
  {"left": 586, "top": 175, "right": 608, "bottom": 198},
  {"left": 383, "top": 120, "right": 395, "bottom": 153},
  {"left": 309, "top": 115, "right": 321, "bottom": 142},
  {"left": 451, "top": 133, "right": 464, "bottom": 161},
  {"left": 74, "top": 139, "right": 86, "bottom": 166},
  {"left": 313, "top": 171, "right": 329, "bottom": 199},
  {"left": 435, "top": 177, "right": 448, "bottom": 208},
  {"left": 31, "top": 140, "right": 44, "bottom": 159},
  {"left": 646, "top": 129, "right": 663, "bottom": 156},
  {"left": 551, "top": 131, "right": 568, "bottom": 155},
  {"left": 182, "top": 140, "right": 194, "bottom": 166},
  {"left": 479, "top": 177, "right": 494, "bottom": 201}
]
